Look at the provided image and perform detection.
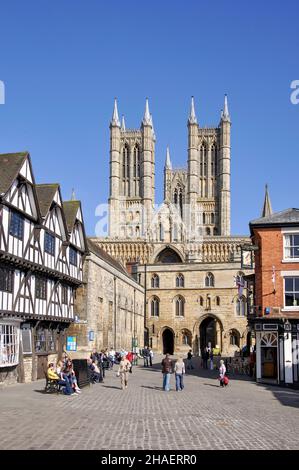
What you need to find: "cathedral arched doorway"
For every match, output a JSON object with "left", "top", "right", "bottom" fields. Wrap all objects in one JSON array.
[
  {"left": 162, "top": 328, "right": 174, "bottom": 355},
  {"left": 200, "top": 316, "right": 222, "bottom": 355}
]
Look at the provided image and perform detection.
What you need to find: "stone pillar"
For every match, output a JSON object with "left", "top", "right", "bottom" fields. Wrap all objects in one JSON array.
[
  {"left": 187, "top": 120, "right": 198, "bottom": 238},
  {"left": 109, "top": 122, "right": 121, "bottom": 237},
  {"left": 219, "top": 117, "right": 231, "bottom": 236},
  {"left": 141, "top": 123, "right": 153, "bottom": 236}
]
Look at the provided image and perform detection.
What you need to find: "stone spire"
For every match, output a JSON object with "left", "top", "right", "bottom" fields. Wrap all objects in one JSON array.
[
  {"left": 111, "top": 98, "right": 120, "bottom": 127},
  {"left": 222, "top": 94, "right": 230, "bottom": 122},
  {"left": 142, "top": 98, "right": 152, "bottom": 126},
  {"left": 262, "top": 184, "right": 273, "bottom": 217},
  {"left": 165, "top": 146, "right": 172, "bottom": 170},
  {"left": 188, "top": 96, "right": 197, "bottom": 124},
  {"left": 150, "top": 114, "right": 156, "bottom": 140},
  {"left": 121, "top": 115, "right": 126, "bottom": 131},
  {"left": 71, "top": 188, "right": 76, "bottom": 201}
]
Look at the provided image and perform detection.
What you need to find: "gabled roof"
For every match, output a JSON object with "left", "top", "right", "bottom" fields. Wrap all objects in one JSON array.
[
  {"left": 250, "top": 208, "right": 299, "bottom": 227},
  {"left": 0, "top": 152, "right": 28, "bottom": 195},
  {"left": 63, "top": 200, "right": 81, "bottom": 232},
  {"left": 87, "top": 239, "right": 131, "bottom": 278},
  {"left": 35, "top": 184, "right": 60, "bottom": 218}
]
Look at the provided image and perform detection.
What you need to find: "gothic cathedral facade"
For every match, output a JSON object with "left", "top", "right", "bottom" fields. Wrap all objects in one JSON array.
[{"left": 93, "top": 96, "right": 251, "bottom": 356}]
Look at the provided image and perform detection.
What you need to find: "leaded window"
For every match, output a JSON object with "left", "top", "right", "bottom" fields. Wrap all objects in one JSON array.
[
  {"left": 44, "top": 232, "right": 55, "bottom": 256},
  {"left": 0, "top": 266, "right": 13, "bottom": 293},
  {"left": 69, "top": 247, "right": 78, "bottom": 266},
  {"left": 9, "top": 211, "right": 24, "bottom": 240},
  {"left": 175, "top": 296, "right": 185, "bottom": 316},
  {"left": 35, "top": 277, "right": 47, "bottom": 300}
]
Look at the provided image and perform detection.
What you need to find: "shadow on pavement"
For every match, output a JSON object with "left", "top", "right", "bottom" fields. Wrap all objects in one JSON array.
[{"left": 254, "top": 382, "right": 299, "bottom": 409}]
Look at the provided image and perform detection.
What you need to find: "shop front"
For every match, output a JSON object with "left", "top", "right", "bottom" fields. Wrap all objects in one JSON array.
[{"left": 254, "top": 321, "right": 299, "bottom": 386}]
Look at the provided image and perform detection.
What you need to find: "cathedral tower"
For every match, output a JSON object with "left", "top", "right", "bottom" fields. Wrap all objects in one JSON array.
[{"left": 108, "top": 98, "right": 155, "bottom": 239}]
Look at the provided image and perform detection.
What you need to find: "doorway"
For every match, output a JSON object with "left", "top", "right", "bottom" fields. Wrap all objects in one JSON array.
[
  {"left": 162, "top": 328, "right": 174, "bottom": 354},
  {"left": 200, "top": 316, "right": 218, "bottom": 355}
]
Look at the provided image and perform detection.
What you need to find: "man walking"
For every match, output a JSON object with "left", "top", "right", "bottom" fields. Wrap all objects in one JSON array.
[
  {"left": 187, "top": 349, "right": 194, "bottom": 370},
  {"left": 143, "top": 346, "right": 150, "bottom": 367},
  {"left": 161, "top": 354, "right": 173, "bottom": 391}
]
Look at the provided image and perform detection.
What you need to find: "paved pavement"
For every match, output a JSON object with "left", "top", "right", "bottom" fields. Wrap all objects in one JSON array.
[{"left": 1, "top": 356, "right": 299, "bottom": 450}]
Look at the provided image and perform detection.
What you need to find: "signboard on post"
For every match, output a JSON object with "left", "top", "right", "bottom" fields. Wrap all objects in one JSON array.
[{"left": 66, "top": 336, "right": 77, "bottom": 352}]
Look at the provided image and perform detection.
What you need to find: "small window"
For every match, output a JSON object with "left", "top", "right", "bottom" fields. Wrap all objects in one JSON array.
[
  {"left": 0, "top": 267, "right": 14, "bottom": 293},
  {"left": 230, "top": 330, "right": 240, "bottom": 347},
  {"left": 284, "top": 277, "right": 299, "bottom": 307},
  {"left": 62, "top": 285, "right": 68, "bottom": 305},
  {"left": 151, "top": 274, "right": 159, "bottom": 288},
  {"left": 284, "top": 234, "right": 299, "bottom": 260},
  {"left": 236, "top": 296, "right": 246, "bottom": 316},
  {"left": 69, "top": 247, "right": 78, "bottom": 266},
  {"left": 44, "top": 232, "right": 55, "bottom": 256},
  {"left": 9, "top": 211, "right": 24, "bottom": 240},
  {"left": 151, "top": 297, "right": 159, "bottom": 317},
  {"left": 199, "top": 296, "right": 204, "bottom": 307},
  {"left": 35, "top": 277, "right": 47, "bottom": 300},
  {"left": 205, "top": 273, "right": 214, "bottom": 287},
  {"left": 176, "top": 273, "right": 184, "bottom": 288},
  {"left": 216, "top": 296, "right": 220, "bottom": 306},
  {"left": 175, "top": 296, "right": 185, "bottom": 316}
]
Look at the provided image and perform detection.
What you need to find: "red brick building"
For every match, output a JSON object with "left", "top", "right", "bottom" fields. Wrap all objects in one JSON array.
[{"left": 248, "top": 206, "right": 299, "bottom": 385}]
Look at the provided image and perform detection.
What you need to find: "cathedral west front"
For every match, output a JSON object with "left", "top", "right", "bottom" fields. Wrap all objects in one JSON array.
[{"left": 90, "top": 95, "right": 252, "bottom": 356}]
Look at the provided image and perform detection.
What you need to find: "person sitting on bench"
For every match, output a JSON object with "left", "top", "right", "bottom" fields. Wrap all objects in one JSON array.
[{"left": 47, "top": 363, "right": 73, "bottom": 395}]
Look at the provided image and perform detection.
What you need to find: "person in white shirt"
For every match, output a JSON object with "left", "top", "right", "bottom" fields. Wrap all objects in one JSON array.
[
  {"left": 174, "top": 357, "right": 185, "bottom": 391},
  {"left": 219, "top": 360, "right": 227, "bottom": 387}
]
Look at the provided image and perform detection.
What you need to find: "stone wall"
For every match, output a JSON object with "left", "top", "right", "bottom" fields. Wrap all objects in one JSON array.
[{"left": 71, "top": 247, "right": 145, "bottom": 356}]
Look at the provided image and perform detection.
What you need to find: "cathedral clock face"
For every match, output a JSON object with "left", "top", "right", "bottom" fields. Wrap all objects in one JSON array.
[{"left": 241, "top": 249, "right": 253, "bottom": 269}]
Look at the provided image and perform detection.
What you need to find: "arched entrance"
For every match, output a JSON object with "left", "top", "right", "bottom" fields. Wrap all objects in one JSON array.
[
  {"left": 200, "top": 316, "right": 222, "bottom": 354},
  {"left": 162, "top": 328, "right": 174, "bottom": 354}
]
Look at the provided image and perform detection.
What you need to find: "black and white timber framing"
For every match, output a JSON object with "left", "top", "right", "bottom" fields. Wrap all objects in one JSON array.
[{"left": 0, "top": 152, "right": 87, "bottom": 383}]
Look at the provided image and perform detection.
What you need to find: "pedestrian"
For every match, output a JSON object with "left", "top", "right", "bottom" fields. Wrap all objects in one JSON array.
[
  {"left": 209, "top": 350, "right": 214, "bottom": 370},
  {"left": 117, "top": 355, "right": 131, "bottom": 390},
  {"left": 203, "top": 347, "right": 209, "bottom": 369},
  {"left": 126, "top": 351, "right": 134, "bottom": 373},
  {"left": 174, "top": 357, "right": 185, "bottom": 391},
  {"left": 149, "top": 347, "right": 154, "bottom": 367},
  {"left": 143, "top": 346, "right": 150, "bottom": 367},
  {"left": 161, "top": 353, "right": 173, "bottom": 391},
  {"left": 218, "top": 359, "right": 227, "bottom": 387},
  {"left": 187, "top": 349, "right": 194, "bottom": 370}
]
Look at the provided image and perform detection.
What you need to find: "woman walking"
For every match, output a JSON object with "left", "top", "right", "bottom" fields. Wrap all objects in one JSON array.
[
  {"left": 117, "top": 355, "right": 131, "bottom": 390},
  {"left": 174, "top": 357, "right": 185, "bottom": 392},
  {"left": 219, "top": 359, "right": 227, "bottom": 387}
]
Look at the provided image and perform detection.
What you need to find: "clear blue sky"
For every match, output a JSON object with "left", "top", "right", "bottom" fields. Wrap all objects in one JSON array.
[{"left": 0, "top": 0, "right": 298, "bottom": 236}]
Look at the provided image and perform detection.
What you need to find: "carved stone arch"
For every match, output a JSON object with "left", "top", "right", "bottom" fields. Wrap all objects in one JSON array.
[{"left": 151, "top": 244, "right": 185, "bottom": 264}]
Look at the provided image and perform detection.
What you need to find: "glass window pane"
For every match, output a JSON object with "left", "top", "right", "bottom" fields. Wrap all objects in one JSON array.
[
  {"left": 285, "top": 278, "right": 294, "bottom": 292},
  {"left": 294, "top": 235, "right": 299, "bottom": 246},
  {"left": 295, "top": 278, "right": 299, "bottom": 291},
  {"left": 285, "top": 293, "right": 294, "bottom": 306}
]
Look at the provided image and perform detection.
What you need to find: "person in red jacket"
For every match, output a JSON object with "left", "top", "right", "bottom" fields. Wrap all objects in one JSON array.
[{"left": 126, "top": 351, "right": 133, "bottom": 373}]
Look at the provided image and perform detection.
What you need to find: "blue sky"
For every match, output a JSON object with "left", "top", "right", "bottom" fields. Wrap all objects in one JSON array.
[{"left": 0, "top": 0, "right": 298, "bottom": 236}]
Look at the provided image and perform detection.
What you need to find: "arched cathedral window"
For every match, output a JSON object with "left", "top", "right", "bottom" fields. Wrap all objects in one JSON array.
[
  {"left": 200, "top": 142, "right": 207, "bottom": 177},
  {"left": 122, "top": 144, "right": 130, "bottom": 195},
  {"left": 133, "top": 145, "right": 140, "bottom": 178}
]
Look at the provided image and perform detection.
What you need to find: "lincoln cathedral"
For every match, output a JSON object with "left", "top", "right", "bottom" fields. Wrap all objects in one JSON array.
[{"left": 90, "top": 95, "right": 252, "bottom": 356}]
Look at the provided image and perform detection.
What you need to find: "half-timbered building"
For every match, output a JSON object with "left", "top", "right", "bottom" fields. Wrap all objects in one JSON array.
[{"left": 0, "top": 152, "right": 87, "bottom": 385}]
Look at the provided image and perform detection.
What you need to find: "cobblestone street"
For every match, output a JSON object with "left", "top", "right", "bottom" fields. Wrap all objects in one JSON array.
[{"left": 1, "top": 357, "right": 299, "bottom": 450}]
